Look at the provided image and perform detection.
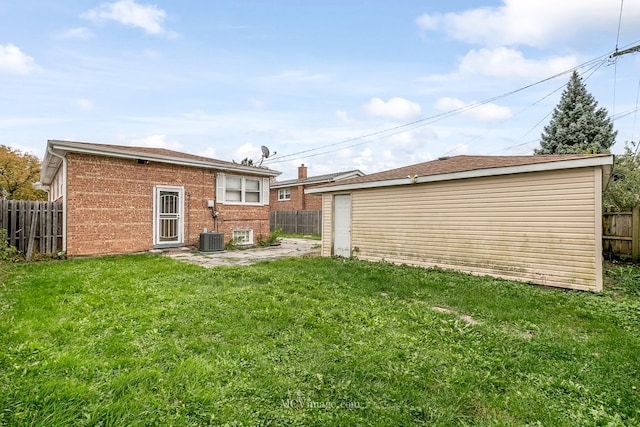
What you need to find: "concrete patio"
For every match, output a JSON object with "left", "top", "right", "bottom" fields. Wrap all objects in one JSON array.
[{"left": 158, "top": 238, "right": 321, "bottom": 267}]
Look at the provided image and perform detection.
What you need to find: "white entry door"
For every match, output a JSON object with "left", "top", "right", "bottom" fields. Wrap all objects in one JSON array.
[
  {"left": 154, "top": 186, "right": 184, "bottom": 247},
  {"left": 333, "top": 194, "right": 351, "bottom": 257}
]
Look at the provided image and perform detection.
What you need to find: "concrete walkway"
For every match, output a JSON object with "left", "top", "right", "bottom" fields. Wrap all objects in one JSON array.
[{"left": 160, "top": 238, "right": 321, "bottom": 267}]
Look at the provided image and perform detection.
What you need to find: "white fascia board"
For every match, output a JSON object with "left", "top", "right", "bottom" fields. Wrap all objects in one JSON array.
[
  {"left": 270, "top": 181, "right": 300, "bottom": 189},
  {"left": 306, "top": 156, "right": 614, "bottom": 194},
  {"left": 40, "top": 148, "right": 63, "bottom": 185},
  {"left": 333, "top": 171, "right": 363, "bottom": 181},
  {"left": 47, "top": 140, "right": 281, "bottom": 177}
]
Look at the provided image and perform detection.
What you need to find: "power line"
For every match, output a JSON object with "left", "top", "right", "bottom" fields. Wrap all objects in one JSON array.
[
  {"left": 632, "top": 77, "right": 640, "bottom": 143},
  {"left": 611, "top": 0, "right": 625, "bottom": 120},
  {"left": 615, "top": 0, "right": 624, "bottom": 50},
  {"left": 264, "top": 52, "right": 614, "bottom": 166}
]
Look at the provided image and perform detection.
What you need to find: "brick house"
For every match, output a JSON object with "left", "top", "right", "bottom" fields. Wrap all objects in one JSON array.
[
  {"left": 270, "top": 164, "right": 363, "bottom": 211},
  {"left": 39, "top": 140, "right": 280, "bottom": 256}
]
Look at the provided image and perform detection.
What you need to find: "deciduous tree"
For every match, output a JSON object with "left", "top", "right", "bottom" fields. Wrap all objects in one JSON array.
[
  {"left": 0, "top": 145, "right": 47, "bottom": 200},
  {"left": 603, "top": 142, "right": 640, "bottom": 212}
]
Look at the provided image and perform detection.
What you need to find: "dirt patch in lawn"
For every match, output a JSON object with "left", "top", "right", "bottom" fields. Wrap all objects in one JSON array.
[{"left": 432, "top": 306, "right": 481, "bottom": 325}]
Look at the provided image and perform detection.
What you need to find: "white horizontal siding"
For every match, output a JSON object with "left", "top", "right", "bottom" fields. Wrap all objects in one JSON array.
[
  {"left": 321, "top": 194, "right": 332, "bottom": 257},
  {"left": 346, "top": 167, "right": 601, "bottom": 291}
]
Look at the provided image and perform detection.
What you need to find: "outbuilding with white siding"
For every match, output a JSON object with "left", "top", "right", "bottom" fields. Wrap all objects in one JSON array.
[{"left": 307, "top": 154, "right": 613, "bottom": 292}]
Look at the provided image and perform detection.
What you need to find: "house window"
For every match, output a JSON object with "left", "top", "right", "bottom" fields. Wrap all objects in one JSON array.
[
  {"left": 278, "top": 188, "right": 291, "bottom": 201},
  {"left": 245, "top": 178, "right": 261, "bottom": 203},
  {"left": 217, "top": 174, "right": 268, "bottom": 205},
  {"left": 232, "top": 229, "right": 253, "bottom": 245},
  {"left": 225, "top": 176, "right": 242, "bottom": 202}
]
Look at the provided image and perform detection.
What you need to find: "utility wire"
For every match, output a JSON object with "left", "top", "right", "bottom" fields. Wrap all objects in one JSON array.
[
  {"left": 611, "top": 0, "right": 625, "bottom": 121},
  {"left": 264, "top": 52, "right": 614, "bottom": 166},
  {"left": 615, "top": 0, "right": 624, "bottom": 51},
  {"left": 613, "top": 106, "right": 640, "bottom": 121},
  {"left": 632, "top": 77, "right": 640, "bottom": 145}
]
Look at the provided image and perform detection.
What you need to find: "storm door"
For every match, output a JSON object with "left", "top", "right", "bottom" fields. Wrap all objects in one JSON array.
[
  {"left": 153, "top": 186, "right": 184, "bottom": 247},
  {"left": 333, "top": 194, "right": 351, "bottom": 257}
]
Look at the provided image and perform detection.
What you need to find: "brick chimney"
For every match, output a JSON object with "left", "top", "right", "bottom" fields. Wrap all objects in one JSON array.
[{"left": 298, "top": 164, "right": 308, "bottom": 180}]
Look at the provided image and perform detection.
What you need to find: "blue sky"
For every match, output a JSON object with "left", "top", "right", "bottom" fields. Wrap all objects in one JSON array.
[{"left": 1, "top": 0, "right": 640, "bottom": 179}]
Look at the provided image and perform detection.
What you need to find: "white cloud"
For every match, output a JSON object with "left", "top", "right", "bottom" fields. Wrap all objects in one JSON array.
[
  {"left": 443, "top": 143, "right": 469, "bottom": 156},
  {"left": 435, "top": 97, "right": 513, "bottom": 121},
  {"left": 261, "top": 70, "right": 331, "bottom": 84},
  {"left": 82, "top": 0, "right": 176, "bottom": 36},
  {"left": 459, "top": 47, "right": 578, "bottom": 79},
  {"left": 249, "top": 98, "right": 266, "bottom": 111},
  {"left": 142, "top": 49, "right": 161, "bottom": 58},
  {"left": 362, "top": 97, "right": 422, "bottom": 121},
  {"left": 0, "top": 44, "right": 37, "bottom": 75},
  {"left": 75, "top": 98, "right": 94, "bottom": 110},
  {"left": 198, "top": 147, "right": 218, "bottom": 159},
  {"left": 416, "top": 0, "right": 640, "bottom": 47},
  {"left": 130, "top": 134, "right": 183, "bottom": 150},
  {"left": 415, "top": 13, "right": 440, "bottom": 31},
  {"left": 387, "top": 132, "right": 421, "bottom": 150},
  {"left": 352, "top": 147, "right": 374, "bottom": 171},
  {"left": 56, "top": 27, "right": 94, "bottom": 40},
  {"left": 335, "top": 109, "right": 359, "bottom": 125},
  {"left": 233, "top": 143, "right": 259, "bottom": 162},
  {"left": 5, "top": 143, "right": 40, "bottom": 157}
]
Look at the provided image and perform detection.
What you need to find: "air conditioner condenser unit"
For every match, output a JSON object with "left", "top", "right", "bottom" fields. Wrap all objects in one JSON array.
[{"left": 199, "top": 232, "right": 224, "bottom": 252}]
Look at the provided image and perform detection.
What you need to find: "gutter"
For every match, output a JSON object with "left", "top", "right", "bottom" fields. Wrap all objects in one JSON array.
[
  {"left": 306, "top": 155, "right": 615, "bottom": 194},
  {"left": 48, "top": 140, "right": 281, "bottom": 177}
]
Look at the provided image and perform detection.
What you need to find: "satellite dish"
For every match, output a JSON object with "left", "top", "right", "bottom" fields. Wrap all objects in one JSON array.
[
  {"left": 261, "top": 145, "right": 270, "bottom": 158},
  {"left": 259, "top": 145, "right": 276, "bottom": 166}
]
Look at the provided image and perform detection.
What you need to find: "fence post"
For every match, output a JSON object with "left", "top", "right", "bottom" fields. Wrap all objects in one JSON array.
[
  {"left": 296, "top": 211, "right": 300, "bottom": 234},
  {"left": 26, "top": 203, "right": 38, "bottom": 261},
  {"left": 632, "top": 205, "right": 640, "bottom": 261}
]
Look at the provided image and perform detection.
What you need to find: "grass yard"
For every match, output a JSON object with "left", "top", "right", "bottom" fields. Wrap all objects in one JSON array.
[{"left": 1, "top": 256, "right": 639, "bottom": 426}]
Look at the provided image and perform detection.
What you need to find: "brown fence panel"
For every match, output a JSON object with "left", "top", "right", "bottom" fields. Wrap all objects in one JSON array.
[
  {"left": 603, "top": 207, "right": 639, "bottom": 261},
  {"left": 0, "top": 200, "right": 64, "bottom": 257},
  {"left": 270, "top": 210, "right": 321, "bottom": 235}
]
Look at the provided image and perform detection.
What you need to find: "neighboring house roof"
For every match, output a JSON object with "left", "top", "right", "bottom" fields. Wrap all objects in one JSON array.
[
  {"left": 40, "top": 140, "right": 281, "bottom": 185},
  {"left": 307, "top": 154, "right": 614, "bottom": 194},
  {"left": 270, "top": 169, "right": 364, "bottom": 189}
]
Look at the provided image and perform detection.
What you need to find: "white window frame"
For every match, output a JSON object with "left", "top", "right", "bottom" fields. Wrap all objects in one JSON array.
[
  {"left": 278, "top": 188, "right": 291, "bottom": 201},
  {"left": 232, "top": 229, "right": 253, "bottom": 245},
  {"left": 216, "top": 173, "right": 270, "bottom": 206}
]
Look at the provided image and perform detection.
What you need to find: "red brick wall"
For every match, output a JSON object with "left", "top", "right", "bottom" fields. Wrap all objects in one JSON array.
[
  {"left": 303, "top": 192, "right": 322, "bottom": 210},
  {"left": 270, "top": 185, "right": 323, "bottom": 211},
  {"left": 65, "top": 153, "right": 270, "bottom": 256},
  {"left": 214, "top": 204, "right": 271, "bottom": 244}
]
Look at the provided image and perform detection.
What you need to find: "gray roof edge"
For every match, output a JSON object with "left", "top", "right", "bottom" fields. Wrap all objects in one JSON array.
[
  {"left": 306, "top": 155, "right": 614, "bottom": 194},
  {"left": 271, "top": 169, "right": 364, "bottom": 189},
  {"left": 40, "top": 139, "right": 281, "bottom": 184}
]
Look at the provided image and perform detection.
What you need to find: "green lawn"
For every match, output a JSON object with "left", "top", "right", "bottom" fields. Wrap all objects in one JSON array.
[{"left": 1, "top": 256, "right": 639, "bottom": 426}]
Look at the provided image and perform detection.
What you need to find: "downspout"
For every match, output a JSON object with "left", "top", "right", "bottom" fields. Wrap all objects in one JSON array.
[
  {"left": 47, "top": 147, "right": 67, "bottom": 252},
  {"left": 186, "top": 191, "right": 191, "bottom": 246}
]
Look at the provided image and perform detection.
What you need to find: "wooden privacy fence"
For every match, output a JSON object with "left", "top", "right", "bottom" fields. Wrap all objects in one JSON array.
[
  {"left": 603, "top": 206, "right": 640, "bottom": 261},
  {"left": 0, "top": 200, "right": 63, "bottom": 259},
  {"left": 270, "top": 210, "right": 321, "bottom": 235}
]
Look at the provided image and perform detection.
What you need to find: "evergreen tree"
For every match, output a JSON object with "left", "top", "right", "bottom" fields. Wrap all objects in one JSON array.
[{"left": 535, "top": 71, "right": 616, "bottom": 155}]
